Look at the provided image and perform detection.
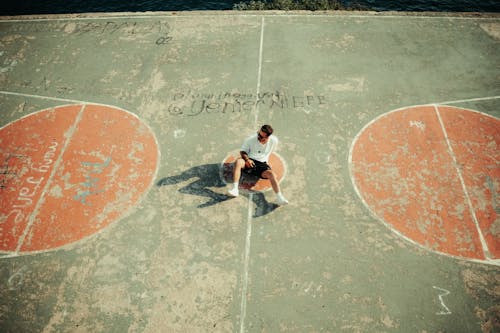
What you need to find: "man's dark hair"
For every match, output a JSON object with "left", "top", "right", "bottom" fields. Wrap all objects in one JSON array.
[{"left": 261, "top": 124, "right": 273, "bottom": 136}]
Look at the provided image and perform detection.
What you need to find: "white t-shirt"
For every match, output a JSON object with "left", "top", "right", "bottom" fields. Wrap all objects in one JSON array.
[{"left": 241, "top": 133, "right": 278, "bottom": 163}]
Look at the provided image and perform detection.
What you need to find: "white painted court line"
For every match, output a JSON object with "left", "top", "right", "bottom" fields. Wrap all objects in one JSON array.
[
  {"left": 1, "top": 12, "right": 498, "bottom": 23},
  {"left": 436, "top": 95, "right": 500, "bottom": 105},
  {"left": 433, "top": 104, "right": 492, "bottom": 260},
  {"left": 239, "top": 16, "right": 265, "bottom": 333},
  {"left": 0, "top": 90, "right": 85, "bottom": 104},
  {"left": 15, "top": 104, "right": 86, "bottom": 253},
  {"left": 239, "top": 192, "right": 254, "bottom": 333},
  {"left": 253, "top": 16, "right": 265, "bottom": 128}
]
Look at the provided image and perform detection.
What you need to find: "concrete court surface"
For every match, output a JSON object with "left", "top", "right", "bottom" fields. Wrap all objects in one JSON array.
[{"left": 0, "top": 10, "right": 499, "bottom": 332}]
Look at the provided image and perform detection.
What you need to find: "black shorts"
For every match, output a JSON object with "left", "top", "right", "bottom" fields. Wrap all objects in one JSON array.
[{"left": 244, "top": 158, "right": 271, "bottom": 178}]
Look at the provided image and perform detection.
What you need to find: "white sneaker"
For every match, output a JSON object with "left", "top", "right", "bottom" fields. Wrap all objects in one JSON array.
[
  {"left": 276, "top": 195, "right": 289, "bottom": 206},
  {"left": 228, "top": 187, "right": 239, "bottom": 197}
]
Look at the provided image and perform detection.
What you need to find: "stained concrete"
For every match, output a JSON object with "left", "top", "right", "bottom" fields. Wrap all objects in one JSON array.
[{"left": 0, "top": 11, "right": 499, "bottom": 333}]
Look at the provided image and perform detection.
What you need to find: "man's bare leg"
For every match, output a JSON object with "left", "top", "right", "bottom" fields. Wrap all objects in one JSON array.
[
  {"left": 262, "top": 170, "right": 288, "bottom": 205},
  {"left": 228, "top": 158, "right": 245, "bottom": 197}
]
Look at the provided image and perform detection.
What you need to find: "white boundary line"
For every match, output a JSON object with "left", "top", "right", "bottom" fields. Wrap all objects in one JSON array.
[
  {"left": 435, "top": 95, "right": 500, "bottom": 105},
  {"left": 239, "top": 16, "right": 265, "bottom": 333},
  {"left": 0, "top": 94, "right": 162, "bottom": 258},
  {"left": 348, "top": 103, "right": 499, "bottom": 266},
  {"left": 433, "top": 104, "right": 491, "bottom": 259},
  {"left": 0, "top": 90, "right": 85, "bottom": 104},
  {"left": 239, "top": 194, "right": 254, "bottom": 333},
  {"left": 253, "top": 16, "right": 265, "bottom": 128},
  {"left": 15, "top": 104, "right": 86, "bottom": 253},
  {"left": 0, "top": 12, "right": 499, "bottom": 22}
]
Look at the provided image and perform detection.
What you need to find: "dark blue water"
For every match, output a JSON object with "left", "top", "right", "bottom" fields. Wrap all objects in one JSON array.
[{"left": 0, "top": 0, "right": 498, "bottom": 16}]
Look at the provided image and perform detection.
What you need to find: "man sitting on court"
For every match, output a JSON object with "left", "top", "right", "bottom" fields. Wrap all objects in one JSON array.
[{"left": 228, "top": 124, "right": 289, "bottom": 206}]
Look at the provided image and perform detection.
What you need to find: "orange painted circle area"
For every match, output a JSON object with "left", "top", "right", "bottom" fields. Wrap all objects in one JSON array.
[
  {"left": 221, "top": 153, "right": 285, "bottom": 191},
  {"left": 350, "top": 105, "right": 499, "bottom": 262},
  {"left": 0, "top": 104, "right": 159, "bottom": 253}
]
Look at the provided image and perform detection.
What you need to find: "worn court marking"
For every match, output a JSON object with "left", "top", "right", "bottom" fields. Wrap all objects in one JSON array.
[
  {"left": 0, "top": 104, "right": 159, "bottom": 254},
  {"left": 1, "top": 12, "right": 497, "bottom": 23},
  {"left": 239, "top": 16, "right": 265, "bottom": 333},
  {"left": 350, "top": 105, "right": 499, "bottom": 264}
]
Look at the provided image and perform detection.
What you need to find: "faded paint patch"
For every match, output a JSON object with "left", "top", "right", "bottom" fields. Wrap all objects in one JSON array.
[
  {"left": 480, "top": 23, "right": 500, "bottom": 40},
  {"left": 327, "top": 77, "right": 366, "bottom": 93}
]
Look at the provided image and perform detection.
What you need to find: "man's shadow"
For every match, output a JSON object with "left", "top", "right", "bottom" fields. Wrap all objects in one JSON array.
[{"left": 156, "top": 163, "right": 278, "bottom": 218}]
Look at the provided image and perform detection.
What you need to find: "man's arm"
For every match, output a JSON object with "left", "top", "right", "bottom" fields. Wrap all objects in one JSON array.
[{"left": 240, "top": 151, "right": 255, "bottom": 168}]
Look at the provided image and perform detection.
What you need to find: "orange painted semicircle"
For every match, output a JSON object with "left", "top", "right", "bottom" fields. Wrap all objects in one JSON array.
[
  {"left": 350, "top": 105, "right": 499, "bottom": 262},
  {"left": 0, "top": 104, "right": 159, "bottom": 253}
]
